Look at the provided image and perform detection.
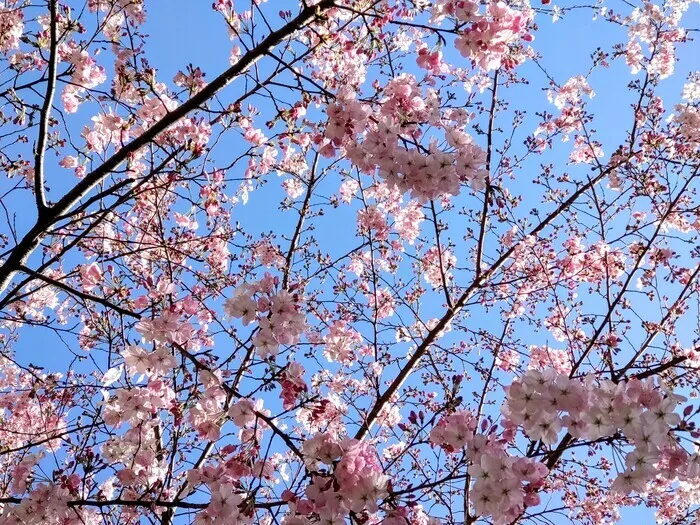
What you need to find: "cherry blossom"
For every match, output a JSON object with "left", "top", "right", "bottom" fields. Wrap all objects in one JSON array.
[{"left": 1, "top": 1, "right": 700, "bottom": 524}]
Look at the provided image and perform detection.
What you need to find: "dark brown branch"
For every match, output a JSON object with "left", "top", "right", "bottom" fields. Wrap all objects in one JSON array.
[
  {"left": 33, "top": 0, "right": 59, "bottom": 215},
  {"left": 475, "top": 69, "right": 499, "bottom": 277},
  {"left": 0, "top": 496, "right": 286, "bottom": 510},
  {"left": 18, "top": 265, "right": 139, "bottom": 318},
  {"left": 430, "top": 201, "right": 453, "bottom": 309},
  {"left": 282, "top": 151, "right": 319, "bottom": 289}
]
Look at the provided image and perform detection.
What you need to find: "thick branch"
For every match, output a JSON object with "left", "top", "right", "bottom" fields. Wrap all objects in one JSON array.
[
  {"left": 19, "top": 265, "right": 139, "bottom": 318},
  {"left": 33, "top": 0, "right": 59, "bottom": 215},
  {"left": 0, "top": 496, "right": 286, "bottom": 510}
]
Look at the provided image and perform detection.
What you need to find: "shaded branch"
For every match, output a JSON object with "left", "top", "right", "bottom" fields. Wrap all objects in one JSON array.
[{"left": 33, "top": 0, "right": 59, "bottom": 215}]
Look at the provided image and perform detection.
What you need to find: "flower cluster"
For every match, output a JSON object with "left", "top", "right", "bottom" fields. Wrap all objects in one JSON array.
[
  {"left": 323, "top": 320, "right": 362, "bottom": 365},
  {"left": 136, "top": 310, "right": 194, "bottom": 346},
  {"left": 103, "top": 422, "right": 168, "bottom": 488},
  {"left": 194, "top": 482, "right": 250, "bottom": 525},
  {"left": 103, "top": 379, "right": 175, "bottom": 427},
  {"left": 89, "top": 0, "right": 145, "bottom": 24},
  {"left": 189, "top": 388, "right": 225, "bottom": 442},
  {"left": 422, "top": 245, "right": 457, "bottom": 288},
  {"left": 61, "top": 47, "right": 107, "bottom": 113},
  {"left": 569, "top": 134, "right": 604, "bottom": 164},
  {"left": 297, "top": 395, "right": 346, "bottom": 435},
  {"left": 324, "top": 75, "right": 488, "bottom": 201},
  {"left": 429, "top": 410, "right": 549, "bottom": 523},
  {"left": 295, "top": 434, "right": 390, "bottom": 521},
  {"left": 0, "top": 358, "right": 67, "bottom": 454},
  {"left": 448, "top": 1, "right": 534, "bottom": 71},
  {"left": 81, "top": 111, "right": 131, "bottom": 153},
  {"left": 363, "top": 286, "right": 396, "bottom": 320},
  {"left": 325, "top": 88, "right": 370, "bottom": 144},
  {"left": 674, "top": 103, "right": 700, "bottom": 148},
  {"left": 280, "top": 361, "right": 307, "bottom": 409},
  {"left": 367, "top": 122, "right": 487, "bottom": 200},
  {"left": 0, "top": 1, "right": 23, "bottom": 54},
  {"left": 394, "top": 200, "right": 425, "bottom": 242},
  {"left": 558, "top": 237, "right": 626, "bottom": 283},
  {"left": 121, "top": 345, "right": 177, "bottom": 379},
  {"left": 416, "top": 45, "right": 448, "bottom": 75},
  {"left": 548, "top": 76, "right": 595, "bottom": 110},
  {"left": 496, "top": 348, "right": 520, "bottom": 371},
  {"left": 430, "top": 0, "right": 480, "bottom": 23},
  {"left": 429, "top": 410, "right": 477, "bottom": 452},
  {"left": 224, "top": 274, "right": 307, "bottom": 359},
  {"left": 527, "top": 345, "right": 571, "bottom": 374},
  {"left": 357, "top": 205, "right": 390, "bottom": 240},
  {"left": 1, "top": 483, "right": 97, "bottom": 525},
  {"left": 626, "top": 3, "right": 686, "bottom": 79},
  {"left": 186, "top": 444, "right": 281, "bottom": 524},
  {"left": 503, "top": 370, "right": 692, "bottom": 495},
  {"left": 534, "top": 75, "right": 596, "bottom": 146},
  {"left": 79, "top": 262, "right": 103, "bottom": 291}
]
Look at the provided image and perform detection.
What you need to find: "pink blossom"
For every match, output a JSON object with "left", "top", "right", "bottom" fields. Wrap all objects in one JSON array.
[
  {"left": 79, "top": 263, "right": 103, "bottom": 291},
  {"left": 0, "top": 3, "right": 23, "bottom": 53}
]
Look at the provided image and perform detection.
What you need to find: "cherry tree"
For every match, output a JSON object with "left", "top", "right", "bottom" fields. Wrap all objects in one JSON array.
[{"left": 0, "top": 0, "right": 699, "bottom": 523}]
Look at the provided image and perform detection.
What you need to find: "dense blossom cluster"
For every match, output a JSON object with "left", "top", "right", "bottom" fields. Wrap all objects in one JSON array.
[
  {"left": 430, "top": 0, "right": 534, "bottom": 70},
  {"left": 503, "top": 370, "right": 696, "bottom": 496},
  {"left": 193, "top": 483, "right": 249, "bottom": 525},
  {"left": 61, "top": 47, "right": 107, "bottom": 113},
  {"left": 103, "top": 377, "right": 175, "bottom": 427},
  {"left": 1, "top": 483, "right": 98, "bottom": 525},
  {"left": 674, "top": 76, "right": 700, "bottom": 149},
  {"left": 323, "top": 320, "right": 362, "bottom": 365},
  {"left": 224, "top": 274, "right": 307, "bottom": 359},
  {"left": 325, "top": 82, "right": 489, "bottom": 201},
  {"left": 422, "top": 245, "right": 457, "bottom": 287},
  {"left": 296, "top": 434, "right": 390, "bottom": 522},
  {"left": 454, "top": 2, "right": 534, "bottom": 70},
  {"left": 0, "top": 1, "right": 23, "bottom": 53},
  {"left": 279, "top": 361, "right": 307, "bottom": 409},
  {"left": 548, "top": 76, "right": 595, "bottom": 110},
  {"left": 626, "top": 2, "right": 686, "bottom": 79},
  {"left": 0, "top": 358, "right": 67, "bottom": 452},
  {"left": 558, "top": 237, "right": 627, "bottom": 283},
  {"left": 527, "top": 345, "right": 572, "bottom": 374},
  {"left": 0, "top": 360, "right": 79, "bottom": 525},
  {"left": 136, "top": 310, "right": 194, "bottom": 346},
  {"left": 429, "top": 410, "right": 549, "bottom": 523}
]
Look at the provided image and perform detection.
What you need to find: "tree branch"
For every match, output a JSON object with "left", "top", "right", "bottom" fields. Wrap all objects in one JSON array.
[
  {"left": 354, "top": 154, "right": 630, "bottom": 440},
  {"left": 33, "top": 0, "right": 59, "bottom": 215}
]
